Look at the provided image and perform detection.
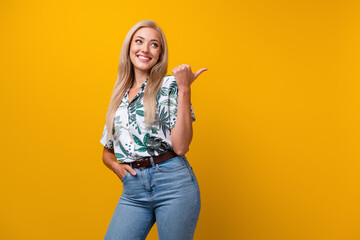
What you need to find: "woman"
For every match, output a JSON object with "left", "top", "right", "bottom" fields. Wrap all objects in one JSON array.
[{"left": 100, "top": 19, "right": 207, "bottom": 240}]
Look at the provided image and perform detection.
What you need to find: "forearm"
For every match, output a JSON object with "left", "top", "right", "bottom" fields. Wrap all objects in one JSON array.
[
  {"left": 170, "top": 88, "right": 193, "bottom": 155},
  {"left": 102, "top": 148, "right": 120, "bottom": 172}
]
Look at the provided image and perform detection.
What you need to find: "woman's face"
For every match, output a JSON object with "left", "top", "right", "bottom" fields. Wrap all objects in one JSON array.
[{"left": 129, "top": 27, "right": 162, "bottom": 76}]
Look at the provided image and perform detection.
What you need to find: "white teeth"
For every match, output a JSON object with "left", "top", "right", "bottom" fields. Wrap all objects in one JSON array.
[{"left": 138, "top": 56, "right": 151, "bottom": 60}]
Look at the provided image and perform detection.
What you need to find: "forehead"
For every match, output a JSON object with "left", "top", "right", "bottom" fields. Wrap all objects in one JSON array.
[{"left": 133, "top": 27, "right": 161, "bottom": 41}]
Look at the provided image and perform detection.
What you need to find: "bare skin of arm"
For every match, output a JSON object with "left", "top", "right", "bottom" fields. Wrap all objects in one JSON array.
[
  {"left": 170, "top": 65, "right": 208, "bottom": 155},
  {"left": 170, "top": 88, "right": 193, "bottom": 155},
  {"left": 102, "top": 147, "right": 136, "bottom": 179}
]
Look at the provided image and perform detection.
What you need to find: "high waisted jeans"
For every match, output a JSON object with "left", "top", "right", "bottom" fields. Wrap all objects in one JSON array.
[{"left": 104, "top": 154, "right": 201, "bottom": 240}]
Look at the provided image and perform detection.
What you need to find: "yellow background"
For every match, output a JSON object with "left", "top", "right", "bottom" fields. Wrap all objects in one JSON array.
[{"left": 1, "top": 0, "right": 359, "bottom": 239}]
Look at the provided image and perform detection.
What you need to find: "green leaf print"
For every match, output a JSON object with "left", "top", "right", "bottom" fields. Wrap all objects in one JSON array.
[
  {"left": 156, "top": 92, "right": 161, "bottom": 102},
  {"left": 129, "top": 114, "right": 136, "bottom": 123},
  {"left": 136, "top": 110, "right": 144, "bottom": 116},
  {"left": 115, "top": 153, "right": 125, "bottom": 159},
  {"left": 146, "top": 137, "right": 171, "bottom": 155},
  {"left": 132, "top": 135, "right": 144, "bottom": 147},
  {"left": 135, "top": 147, "right": 147, "bottom": 152},
  {"left": 136, "top": 125, "right": 141, "bottom": 135},
  {"left": 158, "top": 88, "right": 170, "bottom": 96},
  {"left": 143, "top": 133, "right": 150, "bottom": 146},
  {"left": 129, "top": 102, "right": 136, "bottom": 114},
  {"left": 169, "top": 81, "right": 178, "bottom": 96},
  {"left": 159, "top": 99, "right": 177, "bottom": 106},
  {"left": 114, "top": 125, "right": 122, "bottom": 141},
  {"left": 169, "top": 109, "right": 177, "bottom": 118},
  {"left": 117, "top": 141, "right": 128, "bottom": 157},
  {"left": 129, "top": 92, "right": 143, "bottom": 114},
  {"left": 133, "top": 92, "right": 144, "bottom": 105},
  {"left": 158, "top": 107, "right": 170, "bottom": 137}
]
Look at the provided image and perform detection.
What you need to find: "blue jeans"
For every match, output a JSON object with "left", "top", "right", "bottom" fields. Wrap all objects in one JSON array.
[{"left": 104, "top": 154, "right": 201, "bottom": 240}]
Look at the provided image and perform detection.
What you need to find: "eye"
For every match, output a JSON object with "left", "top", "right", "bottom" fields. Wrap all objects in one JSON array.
[
  {"left": 151, "top": 42, "right": 159, "bottom": 47},
  {"left": 135, "top": 39, "right": 142, "bottom": 43}
]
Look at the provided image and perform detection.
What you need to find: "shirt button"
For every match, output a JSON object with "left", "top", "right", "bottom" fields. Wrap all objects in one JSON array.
[
  {"left": 129, "top": 141, "right": 133, "bottom": 144},
  {"left": 126, "top": 123, "right": 128, "bottom": 127}
]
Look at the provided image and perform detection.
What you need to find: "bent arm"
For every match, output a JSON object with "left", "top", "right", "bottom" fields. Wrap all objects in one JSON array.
[
  {"left": 102, "top": 147, "right": 119, "bottom": 172},
  {"left": 170, "top": 88, "right": 193, "bottom": 155},
  {"left": 102, "top": 147, "right": 137, "bottom": 177}
]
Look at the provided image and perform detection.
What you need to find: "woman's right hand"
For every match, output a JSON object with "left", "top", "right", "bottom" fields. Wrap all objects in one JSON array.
[{"left": 112, "top": 162, "right": 137, "bottom": 180}]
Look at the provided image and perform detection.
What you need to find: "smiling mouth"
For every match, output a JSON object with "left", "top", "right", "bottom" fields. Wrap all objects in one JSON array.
[{"left": 137, "top": 55, "right": 152, "bottom": 61}]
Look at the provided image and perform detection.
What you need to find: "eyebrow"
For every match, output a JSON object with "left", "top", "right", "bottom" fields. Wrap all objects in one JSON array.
[{"left": 135, "top": 36, "right": 160, "bottom": 43}]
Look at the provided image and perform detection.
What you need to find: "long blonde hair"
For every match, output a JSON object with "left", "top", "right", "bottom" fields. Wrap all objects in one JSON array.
[{"left": 105, "top": 20, "right": 168, "bottom": 140}]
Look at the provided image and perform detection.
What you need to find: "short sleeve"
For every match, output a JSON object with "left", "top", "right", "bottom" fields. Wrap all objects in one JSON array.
[
  {"left": 168, "top": 77, "right": 196, "bottom": 130},
  {"left": 100, "top": 124, "right": 114, "bottom": 150}
]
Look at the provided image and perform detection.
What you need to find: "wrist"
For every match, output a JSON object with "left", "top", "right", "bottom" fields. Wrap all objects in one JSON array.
[
  {"left": 178, "top": 87, "right": 191, "bottom": 95},
  {"left": 111, "top": 161, "right": 120, "bottom": 172}
]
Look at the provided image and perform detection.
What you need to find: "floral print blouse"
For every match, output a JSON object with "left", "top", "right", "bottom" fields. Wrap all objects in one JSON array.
[{"left": 100, "top": 75, "right": 196, "bottom": 163}]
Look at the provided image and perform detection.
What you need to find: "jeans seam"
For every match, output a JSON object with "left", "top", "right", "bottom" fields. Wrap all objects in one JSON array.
[
  {"left": 188, "top": 165, "right": 200, "bottom": 239},
  {"left": 139, "top": 216, "right": 155, "bottom": 240}
]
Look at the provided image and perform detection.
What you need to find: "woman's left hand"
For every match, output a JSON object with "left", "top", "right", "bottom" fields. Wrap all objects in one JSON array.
[{"left": 172, "top": 64, "right": 208, "bottom": 91}]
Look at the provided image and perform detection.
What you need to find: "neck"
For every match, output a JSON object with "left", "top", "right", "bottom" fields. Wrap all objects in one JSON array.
[{"left": 133, "top": 69, "right": 150, "bottom": 87}]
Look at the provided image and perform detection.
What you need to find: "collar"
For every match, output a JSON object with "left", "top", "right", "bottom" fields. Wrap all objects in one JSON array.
[{"left": 122, "top": 77, "right": 149, "bottom": 104}]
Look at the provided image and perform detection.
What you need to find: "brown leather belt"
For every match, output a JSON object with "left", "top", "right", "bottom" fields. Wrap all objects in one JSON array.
[{"left": 126, "top": 150, "right": 177, "bottom": 169}]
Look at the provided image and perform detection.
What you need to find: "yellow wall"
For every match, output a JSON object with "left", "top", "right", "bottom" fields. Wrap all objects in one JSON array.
[{"left": 1, "top": 0, "right": 359, "bottom": 239}]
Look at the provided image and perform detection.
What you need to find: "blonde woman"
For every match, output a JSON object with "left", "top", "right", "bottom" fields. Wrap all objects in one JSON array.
[{"left": 100, "top": 19, "right": 207, "bottom": 240}]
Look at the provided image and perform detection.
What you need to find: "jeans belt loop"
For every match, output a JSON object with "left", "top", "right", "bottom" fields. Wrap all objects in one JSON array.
[{"left": 150, "top": 156, "right": 155, "bottom": 168}]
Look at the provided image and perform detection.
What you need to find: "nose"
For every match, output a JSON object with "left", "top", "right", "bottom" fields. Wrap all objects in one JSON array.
[{"left": 141, "top": 44, "right": 149, "bottom": 53}]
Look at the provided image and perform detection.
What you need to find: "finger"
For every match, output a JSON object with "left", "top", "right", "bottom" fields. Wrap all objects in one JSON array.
[
  {"left": 124, "top": 164, "right": 137, "bottom": 175},
  {"left": 194, "top": 68, "right": 208, "bottom": 79},
  {"left": 172, "top": 67, "right": 178, "bottom": 74}
]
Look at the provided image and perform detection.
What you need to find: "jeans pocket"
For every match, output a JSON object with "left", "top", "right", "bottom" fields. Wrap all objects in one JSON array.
[
  {"left": 120, "top": 171, "right": 130, "bottom": 183},
  {"left": 156, "top": 156, "right": 188, "bottom": 172}
]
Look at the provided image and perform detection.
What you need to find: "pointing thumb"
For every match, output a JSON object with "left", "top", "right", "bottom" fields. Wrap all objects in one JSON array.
[{"left": 194, "top": 68, "right": 208, "bottom": 79}]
